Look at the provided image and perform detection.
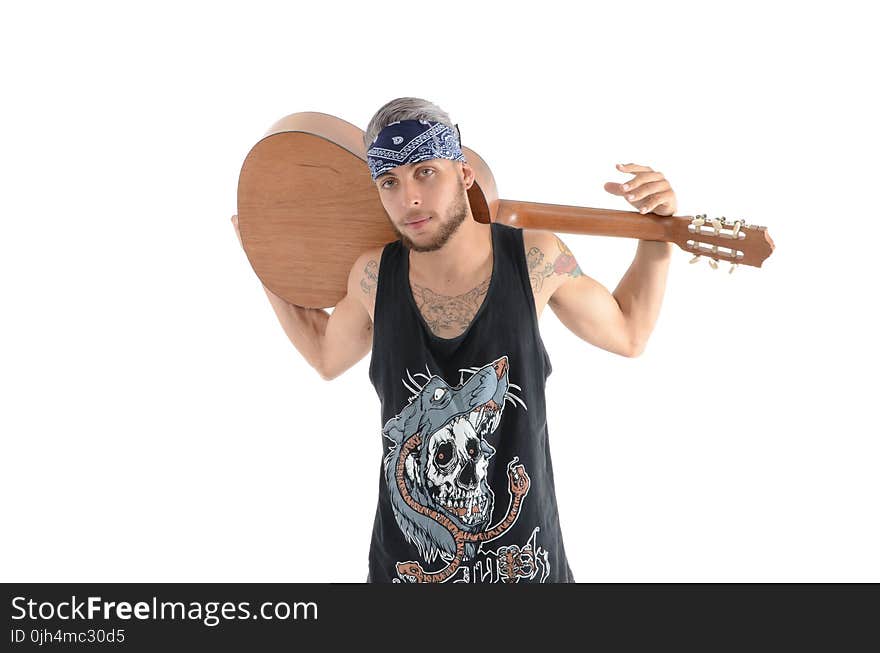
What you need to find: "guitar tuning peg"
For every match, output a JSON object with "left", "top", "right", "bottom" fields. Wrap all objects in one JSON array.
[
  {"left": 689, "top": 254, "right": 702, "bottom": 264},
  {"left": 732, "top": 220, "right": 742, "bottom": 236},
  {"left": 708, "top": 258, "right": 719, "bottom": 270},
  {"left": 711, "top": 218, "right": 723, "bottom": 234},
  {"left": 728, "top": 262, "right": 738, "bottom": 274}
]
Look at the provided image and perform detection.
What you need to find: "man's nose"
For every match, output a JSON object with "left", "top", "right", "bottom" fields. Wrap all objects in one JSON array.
[{"left": 400, "top": 179, "right": 421, "bottom": 205}]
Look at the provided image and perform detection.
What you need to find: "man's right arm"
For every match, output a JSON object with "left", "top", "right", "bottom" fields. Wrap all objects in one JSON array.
[
  {"left": 233, "top": 213, "right": 374, "bottom": 380},
  {"left": 259, "top": 253, "right": 374, "bottom": 381}
]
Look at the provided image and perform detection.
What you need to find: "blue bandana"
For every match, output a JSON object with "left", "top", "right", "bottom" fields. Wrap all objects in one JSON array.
[{"left": 366, "top": 118, "right": 466, "bottom": 181}]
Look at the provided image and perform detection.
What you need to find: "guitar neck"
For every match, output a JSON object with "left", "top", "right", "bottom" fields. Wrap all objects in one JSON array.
[
  {"left": 495, "top": 198, "right": 679, "bottom": 240},
  {"left": 493, "top": 198, "right": 774, "bottom": 269}
]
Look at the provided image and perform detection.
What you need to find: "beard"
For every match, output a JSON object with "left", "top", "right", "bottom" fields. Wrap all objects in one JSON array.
[{"left": 391, "top": 177, "right": 469, "bottom": 253}]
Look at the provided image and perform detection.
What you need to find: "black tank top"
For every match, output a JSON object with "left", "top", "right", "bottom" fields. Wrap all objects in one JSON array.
[{"left": 367, "top": 221, "right": 575, "bottom": 583}]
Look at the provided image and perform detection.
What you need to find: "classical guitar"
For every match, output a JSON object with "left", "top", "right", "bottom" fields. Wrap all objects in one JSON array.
[{"left": 236, "top": 111, "right": 774, "bottom": 308}]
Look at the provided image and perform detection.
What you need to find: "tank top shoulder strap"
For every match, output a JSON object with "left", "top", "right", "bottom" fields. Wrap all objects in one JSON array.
[
  {"left": 491, "top": 222, "right": 530, "bottom": 300},
  {"left": 507, "top": 222, "right": 531, "bottom": 274},
  {"left": 373, "top": 238, "right": 405, "bottom": 328},
  {"left": 491, "top": 222, "right": 552, "bottom": 376}
]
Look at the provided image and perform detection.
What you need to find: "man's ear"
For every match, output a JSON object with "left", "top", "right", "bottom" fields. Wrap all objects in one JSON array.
[{"left": 460, "top": 161, "right": 475, "bottom": 189}]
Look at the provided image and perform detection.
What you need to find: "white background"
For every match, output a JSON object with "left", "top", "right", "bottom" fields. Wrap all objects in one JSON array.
[{"left": 2, "top": 1, "right": 877, "bottom": 582}]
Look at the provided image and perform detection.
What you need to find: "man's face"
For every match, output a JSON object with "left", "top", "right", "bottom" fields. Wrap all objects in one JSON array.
[{"left": 375, "top": 158, "right": 472, "bottom": 253}]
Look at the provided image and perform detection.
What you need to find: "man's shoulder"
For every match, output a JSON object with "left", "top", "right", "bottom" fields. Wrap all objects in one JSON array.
[
  {"left": 351, "top": 244, "right": 386, "bottom": 273},
  {"left": 518, "top": 228, "right": 571, "bottom": 303},
  {"left": 520, "top": 228, "right": 559, "bottom": 266}
]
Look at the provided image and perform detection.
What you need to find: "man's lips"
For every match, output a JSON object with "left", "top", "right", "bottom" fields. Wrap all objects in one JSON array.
[{"left": 405, "top": 216, "right": 431, "bottom": 227}]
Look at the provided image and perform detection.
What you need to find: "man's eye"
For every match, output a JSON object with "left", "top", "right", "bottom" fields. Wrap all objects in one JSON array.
[
  {"left": 421, "top": 168, "right": 434, "bottom": 176},
  {"left": 381, "top": 179, "right": 394, "bottom": 188}
]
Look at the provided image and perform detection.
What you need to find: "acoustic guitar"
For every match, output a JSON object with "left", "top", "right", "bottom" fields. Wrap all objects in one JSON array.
[{"left": 236, "top": 111, "right": 775, "bottom": 309}]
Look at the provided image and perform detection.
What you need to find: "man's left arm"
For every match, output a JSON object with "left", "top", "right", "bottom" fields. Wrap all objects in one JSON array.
[
  {"left": 609, "top": 238, "right": 673, "bottom": 357},
  {"left": 545, "top": 162, "right": 678, "bottom": 357}
]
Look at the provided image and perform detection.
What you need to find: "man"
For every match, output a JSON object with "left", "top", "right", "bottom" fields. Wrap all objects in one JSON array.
[{"left": 231, "top": 97, "right": 676, "bottom": 583}]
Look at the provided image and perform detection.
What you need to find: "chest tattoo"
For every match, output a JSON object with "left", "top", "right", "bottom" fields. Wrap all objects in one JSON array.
[{"left": 410, "top": 276, "right": 491, "bottom": 338}]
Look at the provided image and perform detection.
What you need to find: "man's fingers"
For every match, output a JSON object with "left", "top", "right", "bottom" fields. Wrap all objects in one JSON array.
[
  {"left": 636, "top": 190, "right": 675, "bottom": 214},
  {"left": 624, "top": 178, "right": 668, "bottom": 202},
  {"left": 617, "top": 162, "right": 653, "bottom": 173},
  {"left": 603, "top": 181, "right": 628, "bottom": 195},
  {"left": 606, "top": 173, "right": 659, "bottom": 197},
  {"left": 621, "top": 171, "right": 664, "bottom": 192}
]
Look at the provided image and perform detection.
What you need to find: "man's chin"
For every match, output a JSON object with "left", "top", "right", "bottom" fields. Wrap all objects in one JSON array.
[
  {"left": 406, "top": 236, "right": 443, "bottom": 253},
  {"left": 399, "top": 221, "right": 441, "bottom": 252}
]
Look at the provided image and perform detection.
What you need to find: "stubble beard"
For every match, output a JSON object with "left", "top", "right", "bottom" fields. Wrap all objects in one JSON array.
[{"left": 393, "top": 179, "right": 470, "bottom": 253}]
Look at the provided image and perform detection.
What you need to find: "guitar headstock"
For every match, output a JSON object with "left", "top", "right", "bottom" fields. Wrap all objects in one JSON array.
[{"left": 671, "top": 214, "right": 775, "bottom": 273}]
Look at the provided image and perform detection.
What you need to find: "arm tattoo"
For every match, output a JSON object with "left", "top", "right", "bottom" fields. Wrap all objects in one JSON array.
[
  {"left": 526, "top": 235, "right": 583, "bottom": 295},
  {"left": 360, "top": 259, "right": 378, "bottom": 296},
  {"left": 410, "top": 277, "right": 491, "bottom": 334},
  {"left": 526, "top": 246, "right": 554, "bottom": 294},
  {"left": 552, "top": 235, "right": 584, "bottom": 277}
]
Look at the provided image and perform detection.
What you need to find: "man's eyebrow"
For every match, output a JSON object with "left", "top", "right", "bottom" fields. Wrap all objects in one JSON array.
[
  {"left": 375, "top": 167, "right": 409, "bottom": 181},
  {"left": 376, "top": 163, "right": 434, "bottom": 181}
]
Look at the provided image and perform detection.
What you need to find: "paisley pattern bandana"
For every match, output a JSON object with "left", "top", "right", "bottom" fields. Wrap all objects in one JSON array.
[{"left": 366, "top": 118, "right": 466, "bottom": 181}]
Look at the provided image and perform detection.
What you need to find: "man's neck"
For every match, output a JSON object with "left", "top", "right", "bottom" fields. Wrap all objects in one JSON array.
[{"left": 409, "top": 219, "right": 493, "bottom": 290}]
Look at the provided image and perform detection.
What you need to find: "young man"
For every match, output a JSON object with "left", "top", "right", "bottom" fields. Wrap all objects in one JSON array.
[{"left": 232, "top": 97, "right": 676, "bottom": 583}]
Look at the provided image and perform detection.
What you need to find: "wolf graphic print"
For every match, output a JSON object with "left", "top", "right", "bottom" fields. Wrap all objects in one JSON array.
[{"left": 381, "top": 354, "right": 553, "bottom": 583}]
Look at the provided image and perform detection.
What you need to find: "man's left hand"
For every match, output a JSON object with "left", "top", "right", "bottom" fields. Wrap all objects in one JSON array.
[{"left": 604, "top": 162, "right": 678, "bottom": 217}]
